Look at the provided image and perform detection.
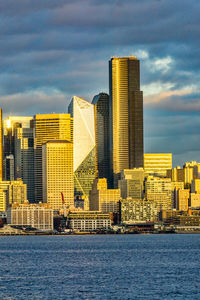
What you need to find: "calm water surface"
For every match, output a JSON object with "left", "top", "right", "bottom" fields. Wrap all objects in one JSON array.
[{"left": 0, "top": 234, "right": 200, "bottom": 299}]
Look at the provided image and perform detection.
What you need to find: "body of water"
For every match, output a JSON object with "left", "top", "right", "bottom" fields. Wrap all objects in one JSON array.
[{"left": 0, "top": 234, "right": 200, "bottom": 299}]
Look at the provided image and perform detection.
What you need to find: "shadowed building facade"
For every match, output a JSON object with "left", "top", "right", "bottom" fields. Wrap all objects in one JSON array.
[
  {"left": 109, "top": 56, "right": 143, "bottom": 187},
  {"left": 0, "top": 109, "right": 2, "bottom": 181},
  {"left": 14, "top": 128, "right": 34, "bottom": 202},
  {"left": 92, "top": 93, "right": 110, "bottom": 183},
  {"left": 3, "top": 116, "right": 33, "bottom": 182}
]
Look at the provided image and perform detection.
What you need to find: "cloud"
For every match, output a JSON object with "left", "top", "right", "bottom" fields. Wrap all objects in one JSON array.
[
  {"left": 0, "top": 90, "right": 69, "bottom": 116},
  {"left": 145, "top": 90, "right": 200, "bottom": 112},
  {"left": 0, "top": 0, "right": 200, "bottom": 164}
]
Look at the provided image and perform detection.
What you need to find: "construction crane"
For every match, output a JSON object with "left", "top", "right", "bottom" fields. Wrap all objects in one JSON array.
[{"left": 61, "top": 192, "right": 67, "bottom": 217}]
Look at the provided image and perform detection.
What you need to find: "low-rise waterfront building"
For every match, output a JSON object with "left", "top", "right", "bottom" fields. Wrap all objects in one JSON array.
[
  {"left": 120, "top": 198, "right": 158, "bottom": 223},
  {"left": 7, "top": 202, "right": 53, "bottom": 231},
  {"left": 67, "top": 211, "right": 111, "bottom": 231}
]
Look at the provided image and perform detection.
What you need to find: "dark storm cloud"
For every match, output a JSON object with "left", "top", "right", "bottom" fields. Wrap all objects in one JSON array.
[
  {"left": 0, "top": 0, "right": 200, "bottom": 164},
  {"left": 0, "top": 0, "right": 68, "bottom": 16}
]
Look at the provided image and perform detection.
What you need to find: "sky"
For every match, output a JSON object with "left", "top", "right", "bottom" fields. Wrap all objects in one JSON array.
[{"left": 0, "top": 0, "right": 200, "bottom": 166}]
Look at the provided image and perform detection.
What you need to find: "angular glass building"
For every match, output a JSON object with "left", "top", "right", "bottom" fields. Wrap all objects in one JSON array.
[{"left": 68, "top": 96, "right": 96, "bottom": 197}]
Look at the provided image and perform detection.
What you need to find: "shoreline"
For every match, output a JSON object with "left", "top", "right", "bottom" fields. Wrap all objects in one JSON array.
[{"left": 1, "top": 231, "right": 200, "bottom": 236}]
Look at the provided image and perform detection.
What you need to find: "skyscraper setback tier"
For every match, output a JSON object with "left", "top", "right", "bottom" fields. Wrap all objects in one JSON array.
[
  {"left": 34, "top": 114, "right": 72, "bottom": 203},
  {"left": 109, "top": 56, "right": 144, "bottom": 187}
]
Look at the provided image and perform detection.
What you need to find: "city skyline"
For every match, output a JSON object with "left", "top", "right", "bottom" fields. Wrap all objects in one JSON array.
[
  {"left": 0, "top": 2, "right": 200, "bottom": 299},
  {"left": 0, "top": 1, "right": 199, "bottom": 167}
]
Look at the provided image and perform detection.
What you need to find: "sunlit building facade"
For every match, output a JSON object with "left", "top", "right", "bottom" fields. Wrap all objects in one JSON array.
[
  {"left": 89, "top": 178, "right": 120, "bottom": 213},
  {"left": 34, "top": 114, "right": 72, "bottom": 203},
  {"left": 120, "top": 198, "right": 158, "bottom": 223},
  {"left": 145, "top": 176, "right": 172, "bottom": 211},
  {"left": 0, "top": 190, "right": 7, "bottom": 212},
  {"left": 42, "top": 141, "right": 74, "bottom": 210},
  {"left": 3, "top": 116, "right": 33, "bottom": 158},
  {"left": 67, "top": 211, "right": 111, "bottom": 231},
  {"left": 167, "top": 162, "right": 200, "bottom": 188},
  {"left": 0, "top": 180, "right": 27, "bottom": 211},
  {"left": 176, "top": 189, "right": 189, "bottom": 211},
  {"left": 144, "top": 153, "right": 172, "bottom": 177},
  {"left": 68, "top": 96, "right": 96, "bottom": 197},
  {"left": 3, "top": 116, "right": 33, "bottom": 184},
  {"left": 191, "top": 179, "right": 200, "bottom": 194},
  {"left": 190, "top": 193, "right": 200, "bottom": 208},
  {"left": 109, "top": 56, "right": 143, "bottom": 187},
  {"left": 8, "top": 202, "right": 53, "bottom": 231}
]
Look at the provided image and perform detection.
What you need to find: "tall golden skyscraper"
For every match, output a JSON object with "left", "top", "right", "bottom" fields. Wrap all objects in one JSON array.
[
  {"left": 34, "top": 114, "right": 72, "bottom": 203},
  {"left": 0, "top": 109, "right": 3, "bottom": 181},
  {"left": 109, "top": 56, "right": 144, "bottom": 187}
]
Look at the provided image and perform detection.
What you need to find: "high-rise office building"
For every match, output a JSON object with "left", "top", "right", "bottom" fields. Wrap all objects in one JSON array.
[
  {"left": 144, "top": 176, "right": 172, "bottom": 211},
  {"left": 144, "top": 153, "right": 172, "bottom": 177},
  {"left": 14, "top": 128, "right": 34, "bottom": 202},
  {"left": 3, "top": 155, "right": 14, "bottom": 181},
  {"left": 92, "top": 93, "right": 110, "bottom": 182},
  {"left": 42, "top": 141, "right": 74, "bottom": 210},
  {"left": 89, "top": 178, "right": 120, "bottom": 213},
  {"left": 167, "top": 162, "right": 197, "bottom": 188},
  {"left": 3, "top": 116, "right": 33, "bottom": 157},
  {"left": 109, "top": 56, "right": 143, "bottom": 187},
  {"left": 0, "top": 180, "right": 27, "bottom": 211},
  {"left": 34, "top": 114, "right": 72, "bottom": 203},
  {"left": 118, "top": 168, "right": 144, "bottom": 199},
  {"left": 68, "top": 96, "right": 96, "bottom": 197},
  {"left": 191, "top": 179, "right": 200, "bottom": 194},
  {"left": 3, "top": 116, "right": 33, "bottom": 181},
  {"left": 176, "top": 189, "right": 189, "bottom": 211}
]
